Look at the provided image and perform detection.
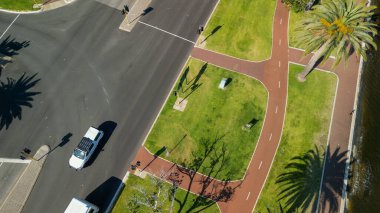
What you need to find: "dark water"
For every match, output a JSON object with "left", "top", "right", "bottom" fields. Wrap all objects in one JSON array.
[{"left": 348, "top": 1, "right": 380, "bottom": 211}]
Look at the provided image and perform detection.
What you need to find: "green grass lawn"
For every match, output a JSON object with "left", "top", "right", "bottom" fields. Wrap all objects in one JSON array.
[
  {"left": 145, "top": 58, "right": 267, "bottom": 180},
  {"left": 0, "top": 0, "right": 42, "bottom": 11},
  {"left": 289, "top": 11, "right": 305, "bottom": 49},
  {"left": 255, "top": 64, "right": 337, "bottom": 212},
  {"left": 112, "top": 174, "right": 219, "bottom": 213},
  {"left": 202, "top": 0, "right": 276, "bottom": 61}
]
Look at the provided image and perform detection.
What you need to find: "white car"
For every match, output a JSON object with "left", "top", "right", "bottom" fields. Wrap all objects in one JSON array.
[
  {"left": 69, "top": 127, "right": 104, "bottom": 170},
  {"left": 64, "top": 197, "right": 99, "bottom": 213}
]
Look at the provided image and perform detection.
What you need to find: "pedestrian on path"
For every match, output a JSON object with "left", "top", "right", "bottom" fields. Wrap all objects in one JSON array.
[{"left": 350, "top": 109, "right": 355, "bottom": 115}]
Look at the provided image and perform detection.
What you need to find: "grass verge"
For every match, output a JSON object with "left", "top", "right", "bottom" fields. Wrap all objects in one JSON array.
[
  {"left": 255, "top": 64, "right": 337, "bottom": 212},
  {"left": 112, "top": 174, "right": 219, "bottom": 213},
  {"left": 0, "top": 0, "right": 42, "bottom": 11},
  {"left": 289, "top": 11, "right": 305, "bottom": 49},
  {"left": 145, "top": 58, "right": 267, "bottom": 180},
  {"left": 202, "top": 0, "right": 276, "bottom": 61}
]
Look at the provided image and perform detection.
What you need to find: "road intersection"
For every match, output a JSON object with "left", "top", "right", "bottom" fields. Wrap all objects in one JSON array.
[{"left": 0, "top": 0, "right": 217, "bottom": 211}]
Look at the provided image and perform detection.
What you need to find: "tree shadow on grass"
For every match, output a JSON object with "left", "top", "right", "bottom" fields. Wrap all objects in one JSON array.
[
  {"left": 172, "top": 135, "right": 241, "bottom": 212},
  {"left": 177, "top": 63, "right": 207, "bottom": 102},
  {"left": 0, "top": 73, "right": 40, "bottom": 130},
  {"left": 202, "top": 25, "right": 223, "bottom": 43},
  {"left": 177, "top": 66, "right": 189, "bottom": 93},
  {"left": 185, "top": 63, "right": 208, "bottom": 93},
  {"left": 276, "top": 145, "right": 323, "bottom": 212},
  {"left": 275, "top": 145, "right": 348, "bottom": 212}
]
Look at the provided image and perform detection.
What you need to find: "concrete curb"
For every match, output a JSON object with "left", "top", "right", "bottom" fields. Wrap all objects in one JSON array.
[
  {"left": 0, "top": 8, "right": 41, "bottom": 14},
  {"left": 0, "top": 145, "right": 50, "bottom": 213},
  {"left": 119, "top": 0, "right": 151, "bottom": 32},
  {"left": 0, "top": 0, "right": 76, "bottom": 15},
  {"left": 41, "top": 0, "right": 77, "bottom": 12}
]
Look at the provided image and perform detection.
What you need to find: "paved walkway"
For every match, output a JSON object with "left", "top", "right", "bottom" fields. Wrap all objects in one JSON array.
[
  {"left": 0, "top": 146, "right": 50, "bottom": 213},
  {"left": 131, "top": 0, "right": 360, "bottom": 212}
]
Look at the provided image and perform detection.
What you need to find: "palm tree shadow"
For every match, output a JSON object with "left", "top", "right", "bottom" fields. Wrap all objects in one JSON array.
[
  {"left": 0, "top": 36, "right": 30, "bottom": 77},
  {"left": 275, "top": 145, "right": 347, "bottom": 212},
  {"left": 0, "top": 35, "right": 30, "bottom": 57},
  {"left": 0, "top": 73, "right": 40, "bottom": 130},
  {"left": 276, "top": 145, "right": 323, "bottom": 212},
  {"left": 318, "top": 146, "right": 348, "bottom": 213}
]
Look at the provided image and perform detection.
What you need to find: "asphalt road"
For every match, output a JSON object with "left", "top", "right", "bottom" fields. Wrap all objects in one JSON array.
[{"left": 0, "top": 0, "right": 217, "bottom": 211}]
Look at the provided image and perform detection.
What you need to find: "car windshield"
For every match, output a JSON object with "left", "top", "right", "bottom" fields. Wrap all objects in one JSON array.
[{"left": 73, "top": 148, "right": 85, "bottom": 160}]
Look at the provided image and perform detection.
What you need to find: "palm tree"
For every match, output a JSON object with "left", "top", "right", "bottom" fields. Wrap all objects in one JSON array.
[{"left": 295, "top": 0, "right": 377, "bottom": 81}]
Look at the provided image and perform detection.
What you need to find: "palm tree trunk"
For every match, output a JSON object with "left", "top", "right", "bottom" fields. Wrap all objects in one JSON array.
[{"left": 297, "top": 40, "right": 332, "bottom": 82}]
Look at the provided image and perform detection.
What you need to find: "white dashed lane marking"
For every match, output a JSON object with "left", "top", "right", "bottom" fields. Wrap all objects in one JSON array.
[
  {"left": 280, "top": 18, "right": 283, "bottom": 24},
  {"left": 278, "top": 61, "right": 281, "bottom": 67},
  {"left": 258, "top": 161, "right": 263, "bottom": 170},
  {"left": 269, "top": 133, "right": 272, "bottom": 141},
  {"left": 246, "top": 192, "right": 251, "bottom": 200},
  {"left": 278, "top": 81, "right": 281, "bottom": 88},
  {"left": 275, "top": 105, "right": 278, "bottom": 114}
]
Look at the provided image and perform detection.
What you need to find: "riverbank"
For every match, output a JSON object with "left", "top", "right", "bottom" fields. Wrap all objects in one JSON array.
[{"left": 347, "top": 0, "right": 380, "bottom": 211}]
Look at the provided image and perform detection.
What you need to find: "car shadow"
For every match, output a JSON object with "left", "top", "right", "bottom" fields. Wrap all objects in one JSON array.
[
  {"left": 85, "top": 121, "right": 117, "bottom": 167},
  {"left": 85, "top": 176, "right": 123, "bottom": 212}
]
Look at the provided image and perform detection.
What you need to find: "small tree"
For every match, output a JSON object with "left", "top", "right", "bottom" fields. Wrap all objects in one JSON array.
[
  {"left": 283, "top": 0, "right": 314, "bottom": 12},
  {"left": 129, "top": 169, "right": 172, "bottom": 212}
]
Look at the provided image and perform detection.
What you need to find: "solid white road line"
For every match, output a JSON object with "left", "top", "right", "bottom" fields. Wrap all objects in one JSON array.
[
  {"left": 0, "top": 158, "right": 31, "bottom": 163},
  {"left": 275, "top": 105, "right": 278, "bottom": 114},
  {"left": 269, "top": 133, "right": 272, "bottom": 141},
  {"left": 0, "top": 14, "right": 20, "bottom": 40},
  {"left": 246, "top": 192, "right": 251, "bottom": 200},
  {"left": 258, "top": 161, "right": 263, "bottom": 170},
  {"left": 138, "top": 21, "right": 195, "bottom": 44}
]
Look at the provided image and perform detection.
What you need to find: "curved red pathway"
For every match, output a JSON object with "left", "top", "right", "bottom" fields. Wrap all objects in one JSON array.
[{"left": 131, "top": 0, "right": 360, "bottom": 212}]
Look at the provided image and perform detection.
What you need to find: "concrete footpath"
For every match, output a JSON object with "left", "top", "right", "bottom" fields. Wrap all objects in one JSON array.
[{"left": 0, "top": 145, "right": 50, "bottom": 213}]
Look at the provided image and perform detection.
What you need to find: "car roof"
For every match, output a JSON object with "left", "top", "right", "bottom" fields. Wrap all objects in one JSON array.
[
  {"left": 84, "top": 127, "right": 100, "bottom": 140},
  {"left": 64, "top": 198, "right": 92, "bottom": 213}
]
